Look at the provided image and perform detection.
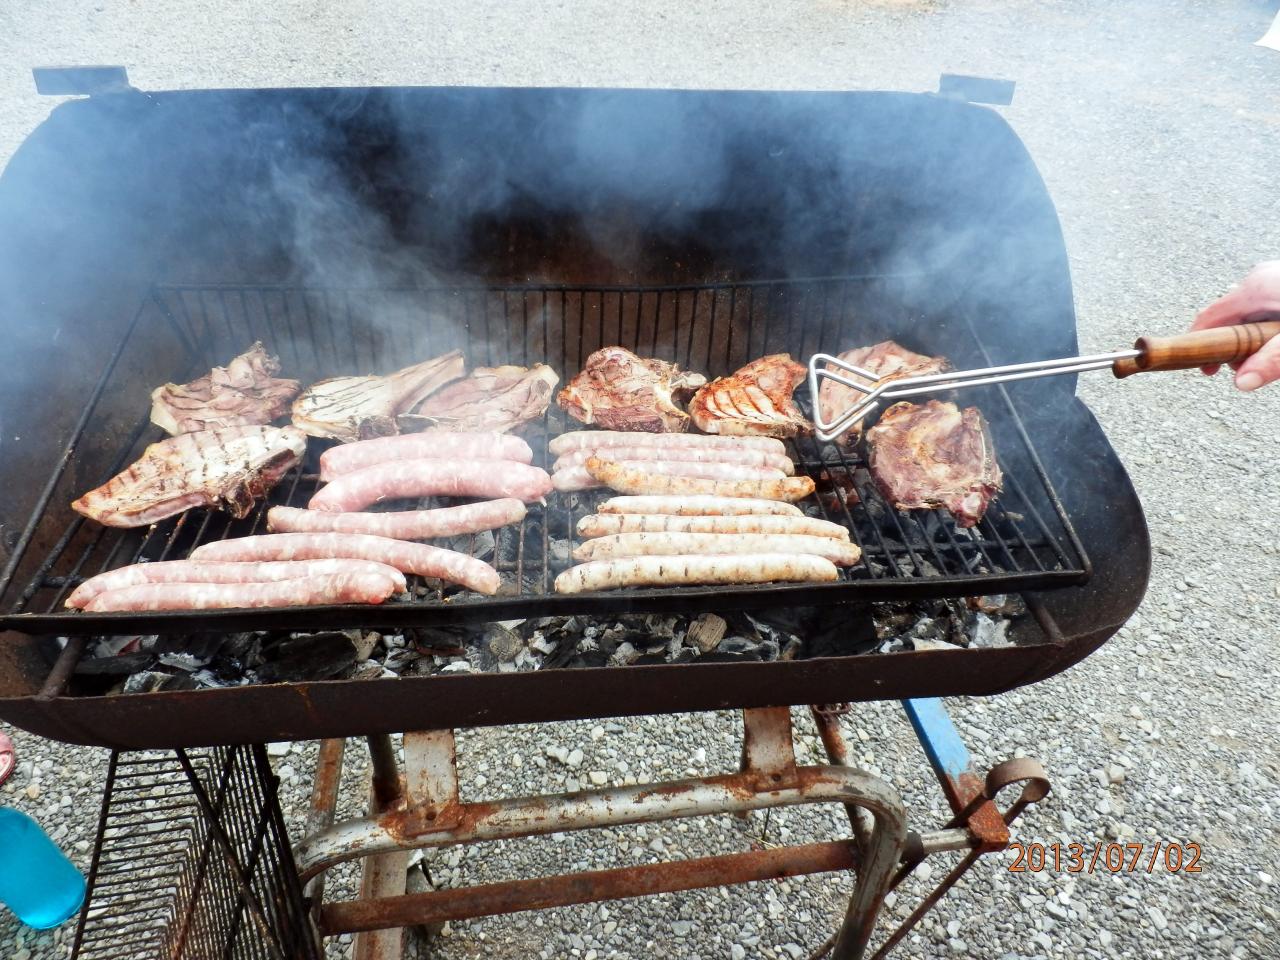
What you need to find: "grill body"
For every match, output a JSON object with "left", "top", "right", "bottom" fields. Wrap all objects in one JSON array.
[{"left": 0, "top": 85, "right": 1149, "bottom": 747}]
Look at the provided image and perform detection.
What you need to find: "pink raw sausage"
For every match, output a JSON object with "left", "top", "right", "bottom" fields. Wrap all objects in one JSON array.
[
  {"left": 267, "top": 500, "right": 526, "bottom": 540},
  {"left": 84, "top": 572, "right": 401, "bottom": 611},
  {"left": 319, "top": 431, "right": 533, "bottom": 480},
  {"left": 308, "top": 460, "right": 552, "bottom": 512}
]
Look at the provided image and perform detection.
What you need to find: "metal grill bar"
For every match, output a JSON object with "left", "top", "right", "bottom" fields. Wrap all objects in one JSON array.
[{"left": 2, "top": 278, "right": 1089, "bottom": 636}]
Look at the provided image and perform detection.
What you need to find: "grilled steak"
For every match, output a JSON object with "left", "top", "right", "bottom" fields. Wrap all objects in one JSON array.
[
  {"left": 400, "top": 364, "right": 559, "bottom": 435},
  {"left": 150, "top": 342, "right": 301, "bottom": 435},
  {"left": 689, "top": 354, "right": 811, "bottom": 438},
  {"left": 818, "top": 340, "right": 950, "bottom": 445},
  {"left": 557, "top": 347, "right": 707, "bottom": 432},
  {"left": 291, "top": 350, "right": 465, "bottom": 441},
  {"left": 866, "top": 400, "right": 1002, "bottom": 528},
  {"left": 72, "top": 425, "right": 307, "bottom": 528}
]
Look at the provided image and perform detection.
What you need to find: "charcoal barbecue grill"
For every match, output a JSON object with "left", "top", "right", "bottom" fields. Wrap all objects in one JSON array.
[{"left": 0, "top": 73, "right": 1150, "bottom": 959}]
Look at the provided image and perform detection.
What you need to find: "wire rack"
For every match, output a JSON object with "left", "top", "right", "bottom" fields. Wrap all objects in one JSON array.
[
  {"left": 69, "top": 745, "right": 320, "bottom": 960},
  {"left": 0, "top": 278, "right": 1089, "bottom": 635}
]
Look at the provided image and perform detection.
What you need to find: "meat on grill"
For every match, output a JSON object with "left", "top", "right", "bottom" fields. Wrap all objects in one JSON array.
[
  {"left": 597, "top": 495, "right": 803, "bottom": 517},
  {"left": 71, "top": 425, "right": 307, "bottom": 528},
  {"left": 150, "top": 342, "right": 301, "bottom": 435},
  {"left": 576, "top": 512, "right": 849, "bottom": 540},
  {"left": 190, "top": 533, "right": 501, "bottom": 594},
  {"left": 308, "top": 460, "right": 552, "bottom": 512},
  {"left": 573, "top": 532, "right": 861, "bottom": 566},
  {"left": 557, "top": 347, "right": 707, "bottom": 432},
  {"left": 319, "top": 432, "right": 533, "bottom": 482},
  {"left": 66, "top": 558, "right": 407, "bottom": 609},
  {"left": 84, "top": 572, "right": 401, "bottom": 612},
  {"left": 866, "top": 400, "right": 1002, "bottom": 528},
  {"left": 586, "top": 458, "right": 815, "bottom": 502},
  {"left": 554, "top": 554, "right": 838, "bottom": 593},
  {"left": 553, "top": 444, "right": 794, "bottom": 475},
  {"left": 291, "top": 350, "right": 465, "bottom": 441},
  {"left": 549, "top": 430, "right": 786, "bottom": 457},
  {"left": 689, "top": 354, "right": 811, "bottom": 438},
  {"left": 267, "top": 499, "right": 526, "bottom": 540},
  {"left": 817, "top": 340, "right": 951, "bottom": 445},
  {"left": 553, "top": 459, "right": 785, "bottom": 493},
  {"left": 400, "top": 364, "right": 559, "bottom": 435}
]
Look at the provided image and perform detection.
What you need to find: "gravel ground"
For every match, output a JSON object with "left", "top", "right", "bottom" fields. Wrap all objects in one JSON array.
[{"left": 2, "top": 1, "right": 1278, "bottom": 957}]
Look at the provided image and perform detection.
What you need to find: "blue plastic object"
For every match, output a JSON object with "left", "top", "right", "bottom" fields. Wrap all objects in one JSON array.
[{"left": 0, "top": 807, "right": 86, "bottom": 928}]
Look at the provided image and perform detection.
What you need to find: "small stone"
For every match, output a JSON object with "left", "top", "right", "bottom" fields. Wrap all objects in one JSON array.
[
  {"left": 731, "top": 946, "right": 747, "bottom": 960},
  {"left": 1258, "top": 872, "right": 1273, "bottom": 885},
  {"left": 24, "top": 783, "right": 40, "bottom": 800},
  {"left": 589, "top": 771, "right": 608, "bottom": 786},
  {"left": 671, "top": 920, "right": 693, "bottom": 937},
  {"left": 946, "top": 920, "right": 960, "bottom": 937},
  {"left": 566, "top": 748, "right": 584, "bottom": 768},
  {"left": 780, "top": 945, "right": 804, "bottom": 959},
  {"left": 547, "top": 745, "right": 570, "bottom": 764},
  {"left": 604, "top": 921, "right": 618, "bottom": 936},
  {"left": 949, "top": 939, "right": 967, "bottom": 954},
  {"left": 1098, "top": 930, "right": 1113, "bottom": 949},
  {"left": 1148, "top": 905, "right": 1168, "bottom": 930},
  {"left": 916, "top": 862, "right": 934, "bottom": 883},
  {"left": 1106, "top": 764, "right": 1126, "bottom": 784}
]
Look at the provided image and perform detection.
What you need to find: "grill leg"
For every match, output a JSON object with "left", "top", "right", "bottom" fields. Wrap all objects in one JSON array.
[
  {"left": 352, "top": 735, "right": 411, "bottom": 960},
  {"left": 297, "top": 711, "right": 908, "bottom": 959}
]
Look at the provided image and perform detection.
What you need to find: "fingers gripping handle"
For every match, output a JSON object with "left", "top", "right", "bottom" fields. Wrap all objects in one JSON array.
[{"left": 1113, "top": 319, "right": 1280, "bottom": 378}]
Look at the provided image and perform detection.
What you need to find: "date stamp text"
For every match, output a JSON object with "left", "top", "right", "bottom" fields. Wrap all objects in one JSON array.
[{"left": 1008, "top": 842, "right": 1202, "bottom": 874}]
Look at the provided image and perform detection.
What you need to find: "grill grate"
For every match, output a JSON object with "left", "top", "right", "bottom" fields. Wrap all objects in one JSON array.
[
  {"left": 70, "top": 745, "right": 320, "bottom": 960},
  {"left": 0, "top": 279, "right": 1089, "bottom": 635}
]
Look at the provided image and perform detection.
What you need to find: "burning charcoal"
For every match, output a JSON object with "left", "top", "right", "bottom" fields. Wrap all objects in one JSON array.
[
  {"left": 384, "top": 648, "right": 423, "bottom": 673},
  {"left": 75, "top": 652, "right": 156, "bottom": 677},
  {"left": 156, "top": 651, "right": 208, "bottom": 673},
  {"left": 121, "top": 671, "right": 199, "bottom": 694},
  {"left": 154, "top": 633, "right": 228, "bottom": 662},
  {"left": 714, "top": 637, "right": 763, "bottom": 660},
  {"left": 670, "top": 647, "right": 699, "bottom": 664},
  {"left": 256, "top": 632, "right": 358, "bottom": 683},
  {"left": 758, "top": 639, "right": 781, "bottom": 661},
  {"left": 686, "top": 613, "right": 727, "bottom": 654},
  {"left": 439, "top": 660, "right": 472, "bottom": 674},
  {"left": 609, "top": 642, "right": 640, "bottom": 666},
  {"left": 433, "top": 530, "right": 497, "bottom": 560},
  {"left": 780, "top": 638, "right": 804, "bottom": 661},
  {"left": 484, "top": 624, "right": 525, "bottom": 663},
  {"left": 967, "top": 612, "right": 1011, "bottom": 648},
  {"left": 548, "top": 538, "right": 572, "bottom": 568},
  {"left": 90, "top": 636, "right": 147, "bottom": 658},
  {"left": 408, "top": 625, "right": 473, "bottom": 656}
]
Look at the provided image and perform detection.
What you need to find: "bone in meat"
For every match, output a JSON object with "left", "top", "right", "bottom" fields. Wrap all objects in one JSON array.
[
  {"left": 71, "top": 425, "right": 307, "bottom": 528},
  {"left": 866, "top": 400, "right": 1002, "bottom": 528},
  {"left": 689, "top": 354, "right": 812, "bottom": 438},
  {"left": 817, "top": 341, "right": 951, "bottom": 445},
  {"left": 85, "top": 572, "right": 400, "bottom": 612},
  {"left": 291, "top": 350, "right": 465, "bottom": 441},
  {"left": 554, "top": 554, "right": 838, "bottom": 593},
  {"left": 557, "top": 347, "right": 707, "bottom": 432},
  {"left": 67, "top": 558, "right": 407, "bottom": 608},
  {"left": 399, "top": 364, "right": 559, "bottom": 435},
  {"left": 190, "top": 533, "right": 501, "bottom": 595},
  {"left": 308, "top": 460, "right": 552, "bottom": 512},
  {"left": 150, "top": 342, "right": 301, "bottom": 435}
]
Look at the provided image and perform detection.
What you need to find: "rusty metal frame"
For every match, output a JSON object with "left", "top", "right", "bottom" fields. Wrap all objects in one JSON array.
[
  {"left": 296, "top": 700, "right": 1052, "bottom": 959},
  {"left": 299, "top": 708, "right": 908, "bottom": 959}
]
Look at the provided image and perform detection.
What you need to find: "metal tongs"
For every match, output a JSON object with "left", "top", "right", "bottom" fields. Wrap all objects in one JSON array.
[{"left": 809, "top": 319, "right": 1280, "bottom": 442}]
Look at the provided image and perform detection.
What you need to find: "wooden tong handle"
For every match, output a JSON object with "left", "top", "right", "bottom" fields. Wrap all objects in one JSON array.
[{"left": 1112, "top": 320, "right": 1280, "bottom": 378}]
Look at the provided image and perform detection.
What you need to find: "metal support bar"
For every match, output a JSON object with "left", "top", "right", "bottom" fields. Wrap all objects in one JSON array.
[
  {"left": 322, "top": 840, "right": 859, "bottom": 934},
  {"left": 303, "top": 739, "right": 346, "bottom": 914}
]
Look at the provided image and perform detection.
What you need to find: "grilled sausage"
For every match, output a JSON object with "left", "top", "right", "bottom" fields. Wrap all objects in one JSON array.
[
  {"left": 191, "top": 533, "right": 501, "bottom": 594},
  {"left": 549, "top": 430, "right": 787, "bottom": 457},
  {"left": 268, "top": 500, "right": 525, "bottom": 540},
  {"left": 308, "top": 460, "right": 552, "bottom": 512},
  {"left": 576, "top": 512, "right": 850, "bottom": 541},
  {"left": 552, "top": 445, "right": 794, "bottom": 475},
  {"left": 319, "top": 431, "right": 533, "bottom": 481},
  {"left": 84, "top": 572, "right": 400, "bottom": 612},
  {"left": 554, "top": 554, "right": 838, "bottom": 593},
  {"left": 66, "top": 558, "right": 407, "bottom": 609},
  {"left": 586, "top": 458, "right": 815, "bottom": 502},
  {"left": 553, "top": 460, "right": 785, "bottom": 493},
  {"left": 597, "top": 496, "right": 804, "bottom": 517},
  {"left": 573, "top": 532, "right": 861, "bottom": 565}
]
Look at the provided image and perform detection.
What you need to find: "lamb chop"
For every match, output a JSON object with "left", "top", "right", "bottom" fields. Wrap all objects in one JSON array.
[
  {"left": 817, "top": 341, "right": 951, "bottom": 445},
  {"left": 72, "top": 425, "right": 307, "bottom": 528},
  {"left": 558, "top": 347, "right": 706, "bottom": 432},
  {"left": 291, "top": 351, "right": 465, "bottom": 442},
  {"left": 865, "top": 399, "right": 1002, "bottom": 528},
  {"left": 689, "top": 354, "right": 811, "bottom": 439},
  {"left": 150, "top": 342, "right": 300, "bottom": 435},
  {"left": 399, "top": 363, "right": 559, "bottom": 434}
]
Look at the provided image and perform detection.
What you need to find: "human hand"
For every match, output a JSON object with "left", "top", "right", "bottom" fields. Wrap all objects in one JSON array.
[{"left": 1189, "top": 261, "right": 1280, "bottom": 390}]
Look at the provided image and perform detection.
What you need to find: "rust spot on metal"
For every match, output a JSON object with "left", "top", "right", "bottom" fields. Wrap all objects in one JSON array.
[{"left": 320, "top": 840, "right": 859, "bottom": 935}]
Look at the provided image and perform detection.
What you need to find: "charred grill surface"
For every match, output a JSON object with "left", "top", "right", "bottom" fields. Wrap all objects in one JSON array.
[{"left": 0, "top": 278, "right": 1088, "bottom": 636}]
